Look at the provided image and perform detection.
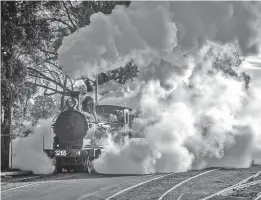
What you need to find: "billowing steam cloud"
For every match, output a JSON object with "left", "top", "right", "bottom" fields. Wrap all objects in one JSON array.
[
  {"left": 58, "top": 1, "right": 261, "bottom": 78},
  {"left": 11, "top": 119, "right": 55, "bottom": 174},
  {"left": 58, "top": 2, "right": 177, "bottom": 77},
  {"left": 93, "top": 43, "right": 261, "bottom": 174},
  {"left": 58, "top": 1, "right": 261, "bottom": 174}
]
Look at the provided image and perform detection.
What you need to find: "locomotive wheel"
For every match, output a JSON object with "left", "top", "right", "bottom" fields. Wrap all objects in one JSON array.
[{"left": 83, "top": 157, "right": 92, "bottom": 173}]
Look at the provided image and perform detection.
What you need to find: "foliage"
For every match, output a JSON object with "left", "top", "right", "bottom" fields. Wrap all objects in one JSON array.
[
  {"left": 24, "top": 1, "right": 134, "bottom": 110},
  {"left": 83, "top": 60, "right": 139, "bottom": 92},
  {"left": 31, "top": 95, "right": 60, "bottom": 123},
  {"left": 1, "top": 0, "right": 136, "bottom": 170},
  {"left": 1, "top": 1, "right": 51, "bottom": 169}
]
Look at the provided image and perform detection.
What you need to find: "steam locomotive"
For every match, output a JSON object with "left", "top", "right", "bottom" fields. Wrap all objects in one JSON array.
[{"left": 44, "top": 91, "right": 133, "bottom": 173}]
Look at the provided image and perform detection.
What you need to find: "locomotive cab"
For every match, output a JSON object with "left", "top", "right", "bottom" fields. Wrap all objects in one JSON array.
[{"left": 95, "top": 105, "right": 133, "bottom": 145}]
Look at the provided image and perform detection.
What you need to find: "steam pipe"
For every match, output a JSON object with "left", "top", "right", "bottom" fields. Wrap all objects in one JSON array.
[
  {"left": 43, "top": 134, "right": 45, "bottom": 150},
  {"left": 95, "top": 75, "right": 98, "bottom": 105},
  {"left": 10, "top": 136, "right": 12, "bottom": 170}
]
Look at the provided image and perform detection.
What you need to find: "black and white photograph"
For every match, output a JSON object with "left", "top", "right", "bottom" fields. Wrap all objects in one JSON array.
[{"left": 1, "top": 1, "right": 261, "bottom": 199}]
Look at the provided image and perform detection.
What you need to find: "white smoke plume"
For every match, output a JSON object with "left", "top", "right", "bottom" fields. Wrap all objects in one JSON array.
[
  {"left": 94, "top": 138, "right": 159, "bottom": 174},
  {"left": 93, "top": 43, "right": 261, "bottom": 174},
  {"left": 58, "top": 1, "right": 261, "bottom": 78},
  {"left": 58, "top": 2, "right": 177, "bottom": 77},
  {"left": 11, "top": 118, "right": 55, "bottom": 174},
  {"left": 58, "top": 1, "right": 261, "bottom": 174}
]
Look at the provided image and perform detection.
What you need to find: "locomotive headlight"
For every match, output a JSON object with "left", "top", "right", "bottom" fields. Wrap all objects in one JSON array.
[
  {"left": 66, "top": 97, "right": 77, "bottom": 108},
  {"left": 77, "top": 151, "right": 81, "bottom": 156}
]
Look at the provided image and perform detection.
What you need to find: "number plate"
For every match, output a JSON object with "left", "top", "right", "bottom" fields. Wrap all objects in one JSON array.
[{"left": 55, "top": 150, "right": 67, "bottom": 156}]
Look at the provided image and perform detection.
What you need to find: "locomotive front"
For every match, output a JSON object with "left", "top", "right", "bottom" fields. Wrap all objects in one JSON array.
[
  {"left": 44, "top": 95, "right": 102, "bottom": 173},
  {"left": 53, "top": 110, "right": 88, "bottom": 149}
]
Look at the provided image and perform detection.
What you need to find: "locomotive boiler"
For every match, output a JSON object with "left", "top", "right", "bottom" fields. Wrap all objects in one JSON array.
[{"left": 44, "top": 91, "right": 133, "bottom": 173}]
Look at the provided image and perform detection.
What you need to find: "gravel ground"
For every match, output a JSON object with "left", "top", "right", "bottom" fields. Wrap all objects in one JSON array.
[
  {"left": 253, "top": 174, "right": 261, "bottom": 181},
  {"left": 227, "top": 183, "right": 261, "bottom": 199},
  {"left": 213, "top": 168, "right": 261, "bottom": 200},
  {"left": 163, "top": 167, "right": 261, "bottom": 200}
]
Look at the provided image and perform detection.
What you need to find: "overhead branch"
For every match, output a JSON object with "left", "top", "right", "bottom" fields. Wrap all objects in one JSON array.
[
  {"left": 38, "top": 47, "right": 58, "bottom": 56},
  {"left": 66, "top": 75, "right": 75, "bottom": 90},
  {"left": 28, "top": 73, "right": 46, "bottom": 80},
  {"left": 44, "top": 91, "right": 58, "bottom": 96},
  {"left": 45, "top": 60, "right": 63, "bottom": 71},
  {"left": 44, "top": 82, "right": 58, "bottom": 96},
  {"left": 46, "top": 17, "right": 75, "bottom": 32},
  {"left": 25, "top": 82, "right": 64, "bottom": 94},
  {"left": 67, "top": 1, "right": 84, "bottom": 23},
  {"left": 27, "top": 67, "right": 64, "bottom": 88},
  {"left": 41, "top": 66, "right": 63, "bottom": 85},
  {"left": 40, "top": 68, "right": 59, "bottom": 84},
  {"left": 62, "top": 2, "right": 78, "bottom": 31}
]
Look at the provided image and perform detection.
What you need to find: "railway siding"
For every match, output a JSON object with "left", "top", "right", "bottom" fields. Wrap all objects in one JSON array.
[
  {"left": 174, "top": 167, "right": 261, "bottom": 200},
  {"left": 1, "top": 173, "right": 81, "bottom": 192},
  {"left": 107, "top": 169, "right": 216, "bottom": 200},
  {"left": 106, "top": 166, "right": 261, "bottom": 200},
  {"left": 226, "top": 181, "right": 261, "bottom": 200},
  {"left": 204, "top": 168, "right": 261, "bottom": 200}
]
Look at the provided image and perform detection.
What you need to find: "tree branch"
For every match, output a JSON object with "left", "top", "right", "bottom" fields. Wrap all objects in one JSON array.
[
  {"left": 62, "top": 2, "right": 78, "bottom": 31},
  {"left": 41, "top": 66, "right": 63, "bottom": 85},
  {"left": 66, "top": 74, "right": 75, "bottom": 90},
  {"left": 46, "top": 17, "right": 74, "bottom": 32},
  {"left": 44, "top": 90, "right": 58, "bottom": 96},
  {"left": 38, "top": 47, "right": 58, "bottom": 56},
  {"left": 27, "top": 67, "right": 64, "bottom": 88},
  {"left": 25, "top": 82, "right": 64, "bottom": 94},
  {"left": 67, "top": 1, "right": 84, "bottom": 23},
  {"left": 45, "top": 60, "right": 63, "bottom": 71}
]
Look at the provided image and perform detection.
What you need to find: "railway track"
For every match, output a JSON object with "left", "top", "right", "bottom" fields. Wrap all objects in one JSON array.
[
  {"left": 202, "top": 170, "right": 261, "bottom": 200},
  {"left": 256, "top": 192, "right": 261, "bottom": 200},
  {"left": 102, "top": 167, "right": 261, "bottom": 200},
  {"left": 1, "top": 172, "right": 83, "bottom": 193},
  {"left": 104, "top": 168, "right": 219, "bottom": 200},
  {"left": 2, "top": 167, "right": 260, "bottom": 200}
]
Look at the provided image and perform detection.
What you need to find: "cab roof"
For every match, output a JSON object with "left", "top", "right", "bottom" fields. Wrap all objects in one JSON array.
[{"left": 96, "top": 104, "right": 132, "bottom": 111}]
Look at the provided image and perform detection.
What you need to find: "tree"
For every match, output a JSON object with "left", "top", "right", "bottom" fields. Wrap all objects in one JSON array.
[
  {"left": 25, "top": 1, "right": 136, "bottom": 109},
  {"left": 82, "top": 60, "right": 139, "bottom": 92},
  {"left": 31, "top": 95, "right": 59, "bottom": 123},
  {"left": 11, "top": 84, "right": 38, "bottom": 138},
  {"left": 1, "top": 1, "right": 135, "bottom": 170},
  {"left": 1, "top": 1, "right": 50, "bottom": 170}
]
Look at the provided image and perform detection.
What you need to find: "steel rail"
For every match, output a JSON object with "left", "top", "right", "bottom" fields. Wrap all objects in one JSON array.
[
  {"left": 105, "top": 168, "right": 219, "bottom": 200},
  {"left": 157, "top": 169, "right": 219, "bottom": 200},
  {"left": 255, "top": 192, "right": 261, "bottom": 200},
  {"left": 201, "top": 170, "right": 261, "bottom": 200},
  {"left": 1, "top": 173, "right": 81, "bottom": 193},
  {"left": 210, "top": 180, "right": 261, "bottom": 200},
  {"left": 104, "top": 172, "right": 176, "bottom": 200}
]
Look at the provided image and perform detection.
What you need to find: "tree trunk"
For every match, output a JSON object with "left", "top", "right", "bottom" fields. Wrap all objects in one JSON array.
[{"left": 1, "top": 99, "right": 12, "bottom": 170}]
